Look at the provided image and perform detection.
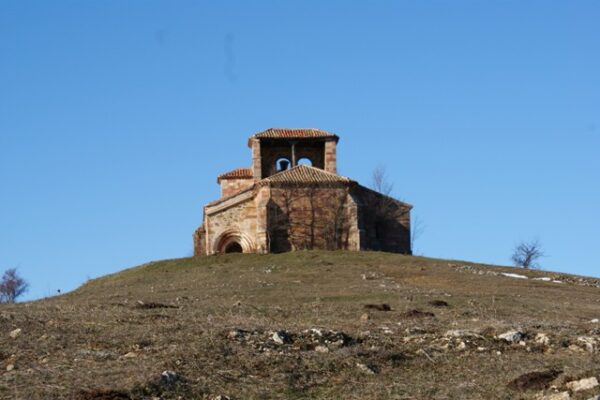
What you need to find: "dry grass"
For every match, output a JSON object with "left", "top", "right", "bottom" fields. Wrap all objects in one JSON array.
[{"left": 1, "top": 251, "right": 600, "bottom": 399}]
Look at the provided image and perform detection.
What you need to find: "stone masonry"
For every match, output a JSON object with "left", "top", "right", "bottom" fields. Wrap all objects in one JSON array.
[{"left": 193, "top": 128, "right": 412, "bottom": 255}]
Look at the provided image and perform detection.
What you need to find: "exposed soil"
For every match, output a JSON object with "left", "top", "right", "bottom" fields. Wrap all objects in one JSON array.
[{"left": 2, "top": 251, "right": 600, "bottom": 399}]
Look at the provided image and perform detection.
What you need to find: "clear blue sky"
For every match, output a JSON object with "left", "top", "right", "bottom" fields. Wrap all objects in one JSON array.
[{"left": 1, "top": 1, "right": 599, "bottom": 301}]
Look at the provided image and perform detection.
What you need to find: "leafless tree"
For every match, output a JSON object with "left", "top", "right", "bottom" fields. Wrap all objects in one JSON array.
[
  {"left": 370, "top": 165, "right": 398, "bottom": 220},
  {"left": 267, "top": 185, "right": 352, "bottom": 252},
  {"left": 370, "top": 165, "right": 416, "bottom": 252},
  {"left": 371, "top": 164, "right": 393, "bottom": 196},
  {"left": 410, "top": 215, "right": 426, "bottom": 254},
  {"left": 0, "top": 268, "right": 29, "bottom": 303},
  {"left": 511, "top": 239, "right": 544, "bottom": 269}
]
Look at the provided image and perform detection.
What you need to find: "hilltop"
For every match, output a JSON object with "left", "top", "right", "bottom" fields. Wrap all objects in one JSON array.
[{"left": 2, "top": 251, "right": 600, "bottom": 399}]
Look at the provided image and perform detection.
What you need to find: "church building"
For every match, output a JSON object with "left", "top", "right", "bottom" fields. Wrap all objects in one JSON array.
[{"left": 193, "top": 128, "right": 412, "bottom": 255}]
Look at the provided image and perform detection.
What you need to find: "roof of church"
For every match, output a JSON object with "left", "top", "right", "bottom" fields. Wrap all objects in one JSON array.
[
  {"left": 261, "top": 165, "right": 353, "bottom": 185},
  {"left": 250, "top": 128, "right": 338, "bottom": 141},
  {"left": 217, "top": 167, "right": 253, "bottom": 181}
]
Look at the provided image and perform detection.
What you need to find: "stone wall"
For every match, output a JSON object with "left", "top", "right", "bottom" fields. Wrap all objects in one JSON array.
[
  {"left": 266, "top": 185, "right": 359, "bottom": 252},
  {"left": 220, "top": 178, "right": 254, "bottom": 198},
  {"left": 352, "top": 186, "right": 411, "bottom": 254},
  {"left": 324, "top": 141, "right": 337, "bottom": 174},
  {"left": 193, "top": 226, "right": 206, "bottom": 256},
  {"left": 204, "top": 195, "right": 259, "bottom": 254},
  {"left": 251, "top": 139, "right": 261, "bottom": 180}
]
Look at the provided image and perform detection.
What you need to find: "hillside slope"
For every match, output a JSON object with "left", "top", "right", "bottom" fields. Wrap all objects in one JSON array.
[{"left": 2, "top": 251, "right": 600, "bottom": 399}]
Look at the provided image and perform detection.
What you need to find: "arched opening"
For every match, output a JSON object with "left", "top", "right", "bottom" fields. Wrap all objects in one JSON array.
[
  {"left": 213, "top": 230, "right": 255, "bottom": 254},
  {"left": 275, "top": 157, "right": 291, "bottom": 172},
  {"left": 297, "top": 157, "right": 313, "bottom": 166},
  {"left": 224, "top": 241, "right": 243, "bottom": 253}
]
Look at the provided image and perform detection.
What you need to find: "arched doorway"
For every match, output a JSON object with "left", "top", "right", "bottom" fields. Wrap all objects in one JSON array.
[
  {"left": 213, "top": 230, "right": 255, "bottom": 254},
  {"left": 224, "top": 241, "right": 243, "bottom": 253}
]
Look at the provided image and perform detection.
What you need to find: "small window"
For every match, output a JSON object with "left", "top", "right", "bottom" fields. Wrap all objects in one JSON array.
[
  {"left": 297, "top": 157, "right": 313, "bottom": 166},
  {"left": 275, "top": 157, "right": 291, "bottom": 171}
]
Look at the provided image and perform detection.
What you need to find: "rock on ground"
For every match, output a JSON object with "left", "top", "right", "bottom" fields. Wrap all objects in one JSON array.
[
  {"left": 497, "top": 330, "right": 525, "bottom": 343},
  {"left": 9, "top": 328, "right": 21, "bottom": 339},
  {"left": 537, "top": 392, "right": 570, "bottom": 400},
  {"left": 566, "top": 377, "right": 599, "bottom": 392}
]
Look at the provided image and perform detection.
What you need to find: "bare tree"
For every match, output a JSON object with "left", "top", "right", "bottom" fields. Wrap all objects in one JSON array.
[
  {"left": 371, "top": 164, "right": 393, "bottom": 196},
  {"left": 0, "top": 268, "right": 29, "bottom": 303},
  {"left": 511, "top": 239, "right": 544, "bottom": 269},
  {"left": 370, "top": 165, "right": 415, "bottom": 253},
  {"left": 267, "top": 185, "right": 352, "bottom": 252},
  {"left": 370, "top": 165, "right": 398, "bottom": 221},
  {"left": 410, "top": 215, "right": 426, "bottom": 254}
]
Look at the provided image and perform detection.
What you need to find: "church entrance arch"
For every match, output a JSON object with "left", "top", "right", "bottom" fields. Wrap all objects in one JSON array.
[
  {"left": 214, "top": 230, "right": 254, "bottom": 254},
  {"left": 225, "top": 242, "right": 243, "bottom": 253}
]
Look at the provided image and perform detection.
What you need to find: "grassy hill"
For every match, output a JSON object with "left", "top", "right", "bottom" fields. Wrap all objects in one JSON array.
[{"left": 2, "top": 251, "right": 600, "bottom": 399}]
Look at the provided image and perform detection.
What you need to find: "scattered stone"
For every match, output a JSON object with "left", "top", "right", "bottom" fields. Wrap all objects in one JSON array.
[
  {"left": 271, "top": 330, "right": 292, "bottom": 345},
  {"left": 380, "top": 326, "right": 393, "bottom": 335},
  {"left": 539, "top": 392, "right": 570, "bottom": 400},
  {"left": 123, "top": 351, "right": 137, "bottom": 358},
  {"left": 314, "top": 345, "right": 329, "bottom": 353},
  {"left": 361, "top": 272, "right": 380, "bottom": 280},
  {"left": 6, "top": 364, "right": 14, "bottom": 372},
  {"left": 445, "top": 329, "right": 482, "bottom": 339},
  {"left": 228, "top": 329, "right": 248, "bottom": 340},
  {"left": 212, "top": 396, "right": 231, "bottom": 400},
  {"left": 535, "top": 333, "right": 550, "bottom": 346},
  {"left": 364, "top": 304, "right": 391, "bottom": 311},
  {"left": 501, "top": 272, "right": 528, "bottom": 279},
  {"left": 159, "top": 370, "right": 181, "bottom": 387},
  {"left": 309, "top": 328, "right": 322, "bottom": 336},
  {"left": 429, "top": 300, "right": 449, "bottom": 307},
  {"left": 9, "top": 328, "right": 21, "bottom": 339},
  {"left": 577, "top": 336, "right": 596, "bottom": 353},
  {"left": 507, "top": 369, "right": 561, "bottom": 391},
  {"left": 360, "top": 313, "right": 370, "bottom": 322},
  {"left": 591, "top": 318, "right": 599, "bottom": 323},
  {"left": 566, "top": 377, "right": 599, "bottom": 392},
  {"left": 77, "top": 349, "right": 116, "bottom": 360},
  {"left": 358, "top": 331, "right": 371, "bottom": 339},
  {"left": 356, "top": 362, "right": 376, "bottom": 375},
  {"left": 405, "top": 327, "right": 427, "bottom": 335},
  {"left": 457, "top": 341, "right": 467, "bottom": 351},
  {"left": 497, "top": 330, "right": 525, "bottom": 343},
  {"left": 479, "top": 326, "right": 497, "bottom": 338},
  {"left": 568, "top": 344, "right": 584, "bottom": 353}
]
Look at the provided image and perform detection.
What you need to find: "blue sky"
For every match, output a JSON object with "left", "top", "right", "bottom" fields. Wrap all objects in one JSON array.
[{"left": 1, "top": 1, "right": 599, "bottom": 301}]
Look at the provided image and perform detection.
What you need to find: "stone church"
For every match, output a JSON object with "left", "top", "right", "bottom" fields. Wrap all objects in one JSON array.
[{"left": 193, "top": 128, "right": 412, "bottom": 255}]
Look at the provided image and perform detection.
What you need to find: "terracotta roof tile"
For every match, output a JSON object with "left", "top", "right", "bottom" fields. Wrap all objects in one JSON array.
[
  {"left": 217, "top": 167, "right": 253, "bottom": 181},
  {"left": 261, "top": 165, "right": 352, "bottom": 185},
  {"left": 251, "top": 128, "right": 337, "bottom": 140}
]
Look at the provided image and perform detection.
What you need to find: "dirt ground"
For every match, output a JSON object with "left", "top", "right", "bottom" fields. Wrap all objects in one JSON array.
[{"left": 1, "top": 251, "right": 600, "bottom": 399}]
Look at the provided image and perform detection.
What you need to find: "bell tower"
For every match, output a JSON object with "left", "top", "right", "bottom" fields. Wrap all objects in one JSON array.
[{"left": 248, "top": 128, "right": 339, "bottom": 179}]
